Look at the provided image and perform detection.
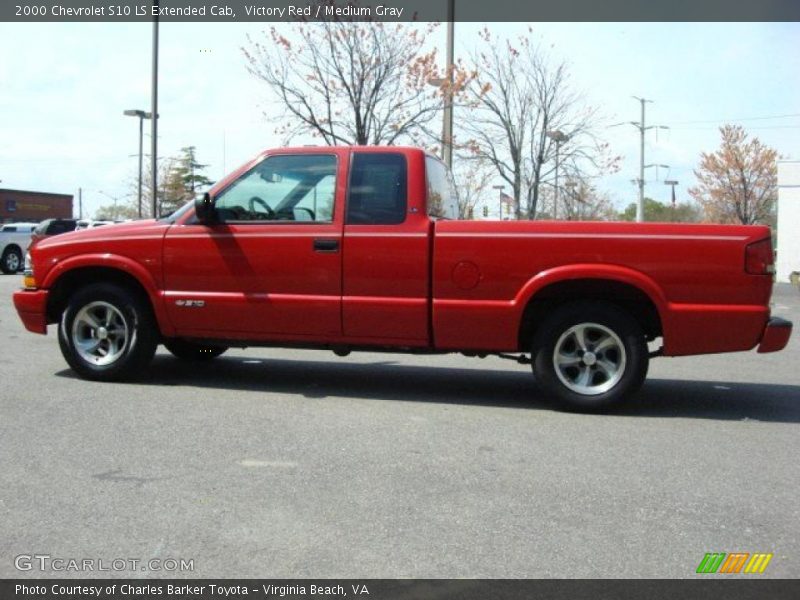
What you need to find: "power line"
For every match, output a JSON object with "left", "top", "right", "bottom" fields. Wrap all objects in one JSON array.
[
  {"left": 668, "top": 124, "right": 800, "bottom": 131},
  {"left": 667, "top": 112, "right": 800, "bottom": 125},
  {"left": 0, "top": 156, "right": 128, "bottom": 163}
]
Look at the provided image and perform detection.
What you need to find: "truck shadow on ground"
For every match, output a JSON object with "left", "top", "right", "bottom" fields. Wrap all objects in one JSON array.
[{"left": 57, "top": 354, "right": 800, "bottom": 423}]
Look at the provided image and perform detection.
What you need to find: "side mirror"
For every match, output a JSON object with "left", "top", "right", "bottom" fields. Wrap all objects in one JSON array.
[{"left": 194, "top": 192, "right": 215, "bottom": 224}]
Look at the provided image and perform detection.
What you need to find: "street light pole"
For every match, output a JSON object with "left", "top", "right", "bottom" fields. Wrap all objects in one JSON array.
[
  {"left": 123, "top": 109, "right": 152, "bottom": 219},
  {"left": 665, "top": 179, "right": 679, "bottom": 221},
  {"left": 138, "top": 113, "right": 144, "bottom": 217},
  {"left": 564, "top": 181, "right": 578, "bottom": 219},
  {"left": 546, "top": 130, "right": 569, "bottom": 220},
  {"left": 493, "top": 185, "right": 505, "bottom": 219}
]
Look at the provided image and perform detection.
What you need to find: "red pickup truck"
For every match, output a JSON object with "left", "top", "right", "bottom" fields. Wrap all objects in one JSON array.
[{"left": 13, "top": 146, "right": 792, "bottom": 410}]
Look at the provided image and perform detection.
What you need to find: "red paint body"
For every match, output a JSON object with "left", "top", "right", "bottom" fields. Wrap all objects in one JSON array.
[{"left": 13, "top": 146, "right": 791, "bottom": 358}]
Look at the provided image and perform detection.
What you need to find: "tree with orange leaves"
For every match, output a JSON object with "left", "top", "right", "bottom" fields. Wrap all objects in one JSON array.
[
  {"left": 243, "top": 17, "right": 457, "bottom": 147},
  {"left": 689, "top": 125, "right": 777, "bottom": 225}
]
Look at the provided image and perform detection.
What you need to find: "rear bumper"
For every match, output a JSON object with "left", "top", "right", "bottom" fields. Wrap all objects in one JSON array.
[
  {"left": 12, "top": 288, "right": 49, "bottom": 334},
  {"left": 757, "top": 317, "right": 792, "bottom": 353}
]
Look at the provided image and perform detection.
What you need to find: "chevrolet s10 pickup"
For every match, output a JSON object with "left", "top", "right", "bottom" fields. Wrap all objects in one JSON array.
[{"left": 13, "top": 146, "right": 792, "bottom": 410}]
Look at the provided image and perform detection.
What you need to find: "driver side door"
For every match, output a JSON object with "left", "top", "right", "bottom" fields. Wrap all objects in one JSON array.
[{"left": 162, "top": 151, "right": 346, "bottom": 341}]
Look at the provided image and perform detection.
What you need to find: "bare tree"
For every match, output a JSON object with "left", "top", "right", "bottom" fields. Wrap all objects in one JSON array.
[
  {"left": 126, "top": 158, "right": 177, "bottom": 218},
  {"left": 452, "top": 158, "right": 495, "bottom": 219},
  {"left": 554, "top": 179, "right": 617, "bottom": 221},
  {"left": 97, "top": 164, "right": 174, "bottom": 221},
  {"left": 96, "top": 198, "right": 138, "bottom": 221},
  {"left": 461, "top": 29, "right": 618, "bottom": 219},
  {"left": 244, "top": 18, "right": 457, "bottom": 146},
  {"left": 689, "top": 125, "right": 777, "bottom": 225}
]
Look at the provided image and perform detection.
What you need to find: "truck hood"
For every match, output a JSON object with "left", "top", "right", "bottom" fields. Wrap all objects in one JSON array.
[{"left": 33, "top": 219, "right": 169, "bottom": 251}]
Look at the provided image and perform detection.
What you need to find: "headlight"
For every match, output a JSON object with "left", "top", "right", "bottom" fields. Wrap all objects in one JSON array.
[{"left": 23, "top": 252, "right": 36, "bottom": 289}]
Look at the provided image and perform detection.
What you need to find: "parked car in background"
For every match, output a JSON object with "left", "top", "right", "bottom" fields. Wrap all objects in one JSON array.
[
  {"left": 0, "top": 222, "right": 37, "bottom": 274},
  {"left": 31, "top": 218, "right": 78, "bottom": 245},
  {"left": 75, "top": 219, "right": 115, "bottom": 230}
]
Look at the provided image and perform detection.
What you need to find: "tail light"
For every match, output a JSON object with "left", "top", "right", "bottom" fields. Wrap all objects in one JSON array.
[{"left": 745, "top": 238, "right": 775, "bottom": 275}]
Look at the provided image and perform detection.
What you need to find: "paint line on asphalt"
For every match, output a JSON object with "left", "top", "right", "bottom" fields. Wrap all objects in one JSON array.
[{"left": 238, "top": 460, "right": 297, "bottom": 468}]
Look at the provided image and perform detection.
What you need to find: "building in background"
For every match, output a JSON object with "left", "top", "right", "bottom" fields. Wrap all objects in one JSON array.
[
  {"left": 0, "top": 188, "right": 73, "bottom": 224},
  {"left": 776, "top": 161, "right": 799, "bottom": 283}
]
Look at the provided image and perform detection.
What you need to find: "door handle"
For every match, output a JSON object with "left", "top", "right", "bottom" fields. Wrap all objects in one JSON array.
[{"left": 313, "top": 238, "right": 339, "bottom": 253}]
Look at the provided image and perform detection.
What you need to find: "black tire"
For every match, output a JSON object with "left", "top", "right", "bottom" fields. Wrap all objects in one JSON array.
[
  {"left": 1, "top": 246, "right": 22, "bottom": 274},
  {"left": 532, "top": 301, "right": 649, "bottom": 412},
  {"left": 164, "top": 339, "right": 227, "bottom": 361},
  {"left": 58, "top": 283, "right": 158, "bottom": 381}
]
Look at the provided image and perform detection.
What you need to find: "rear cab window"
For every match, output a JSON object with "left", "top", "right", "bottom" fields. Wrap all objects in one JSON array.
[
  {"left": 346, "top": 152, "right": 407, "bottom": 225},
  {"left": 425, "top": 155, "right": 458, "bottom": 220}
]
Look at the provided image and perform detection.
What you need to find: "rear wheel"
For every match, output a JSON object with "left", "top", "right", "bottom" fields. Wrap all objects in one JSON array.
[
  {"left": 532, "top": 302, "right": 648, "bottom": 411},
  {"left": 1, "top": 247, "right": 22, "bottom": 274},
  {"left": 58, "top": 283, "right": 158, "bottom": 380},
  {"left": 164, "top": 339, "right": 227, "bottom": 361}
]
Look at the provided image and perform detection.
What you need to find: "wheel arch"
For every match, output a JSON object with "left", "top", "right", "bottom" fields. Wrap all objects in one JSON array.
[
  {"left": 516, "top": 265, "right": 667, "bottom": 352},
  {"left": 43, "top": 256, "right": 173, "bottom": 336}
]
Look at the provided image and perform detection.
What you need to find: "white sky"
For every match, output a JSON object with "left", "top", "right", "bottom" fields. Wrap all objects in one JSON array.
[{"left": 0, "top": 21, "right": 798, "bottom": 218}]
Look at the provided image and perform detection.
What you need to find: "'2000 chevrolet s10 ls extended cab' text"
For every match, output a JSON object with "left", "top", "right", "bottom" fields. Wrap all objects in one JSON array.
[{"left": 13, "top": 146, "right": 792, "bottom": 410}]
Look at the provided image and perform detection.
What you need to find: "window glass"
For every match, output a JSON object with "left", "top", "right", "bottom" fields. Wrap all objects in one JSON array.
[
  {"left": 425, "top": 156, "right": 459, "bottom": 219},
  {"left": 215, "top": 154, "right": 337, "bottom": 223},
  {"left": 347, "top": 153, "right": 407, "bottom": 225}
]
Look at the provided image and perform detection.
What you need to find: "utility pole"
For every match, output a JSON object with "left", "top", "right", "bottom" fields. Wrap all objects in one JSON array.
[
  {"left": 443, "top": 0, "right": 454, "bottom": 170},
  {"left": 151, "top": 1, "right": 159, "bottom": 218},
  {"left": 629, "top": 97, "right": 668, "bottom": 222},
  {"left": 78, "top": 187, "right": 82, "bottom": 219}
]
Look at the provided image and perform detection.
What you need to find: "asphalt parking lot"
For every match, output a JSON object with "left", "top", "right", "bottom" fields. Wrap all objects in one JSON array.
[{"left": 1, "top": 274, "right": 798, "bottom": 579}]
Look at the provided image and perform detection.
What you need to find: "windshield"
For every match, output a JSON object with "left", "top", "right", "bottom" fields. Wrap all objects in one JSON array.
[{"left": 159, "top": 200, "right": 194, "bottom": 223}]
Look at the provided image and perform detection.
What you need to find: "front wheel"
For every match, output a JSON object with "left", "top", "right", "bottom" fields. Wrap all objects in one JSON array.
[
  {"left": 58, "top": 283, "right": 158, "bottom": 381},
  {"left": 532, "top": 302, "right": 649, "bottom": 411},
  {"left": 164, "top": 339, "right": 227, "bottom": 361}
]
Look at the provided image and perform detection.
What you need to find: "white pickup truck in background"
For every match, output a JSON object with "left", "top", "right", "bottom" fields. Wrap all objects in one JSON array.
[{"left": 0, "top": 222, "right": 37, "bottom": 274}]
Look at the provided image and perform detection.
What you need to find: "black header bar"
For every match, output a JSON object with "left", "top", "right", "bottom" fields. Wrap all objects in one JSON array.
[
  {"left": 3, "top": 579, "right": 800, "bottom": 600},
  {"left": 3, "top": 0, "right": 800, "bottom": 22}
]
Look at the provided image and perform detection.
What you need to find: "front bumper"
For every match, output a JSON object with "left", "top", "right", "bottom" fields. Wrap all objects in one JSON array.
[
  {"left": 757, "top": 317, "right": 792, "bottom": 353},
  {"left": 12, "top": 288, "right": 49, "bottom": 334}
]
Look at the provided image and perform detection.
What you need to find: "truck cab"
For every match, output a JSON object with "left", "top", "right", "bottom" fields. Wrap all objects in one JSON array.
[{"left": 166, "top": 146, "right": 451, "bottom": 345}]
